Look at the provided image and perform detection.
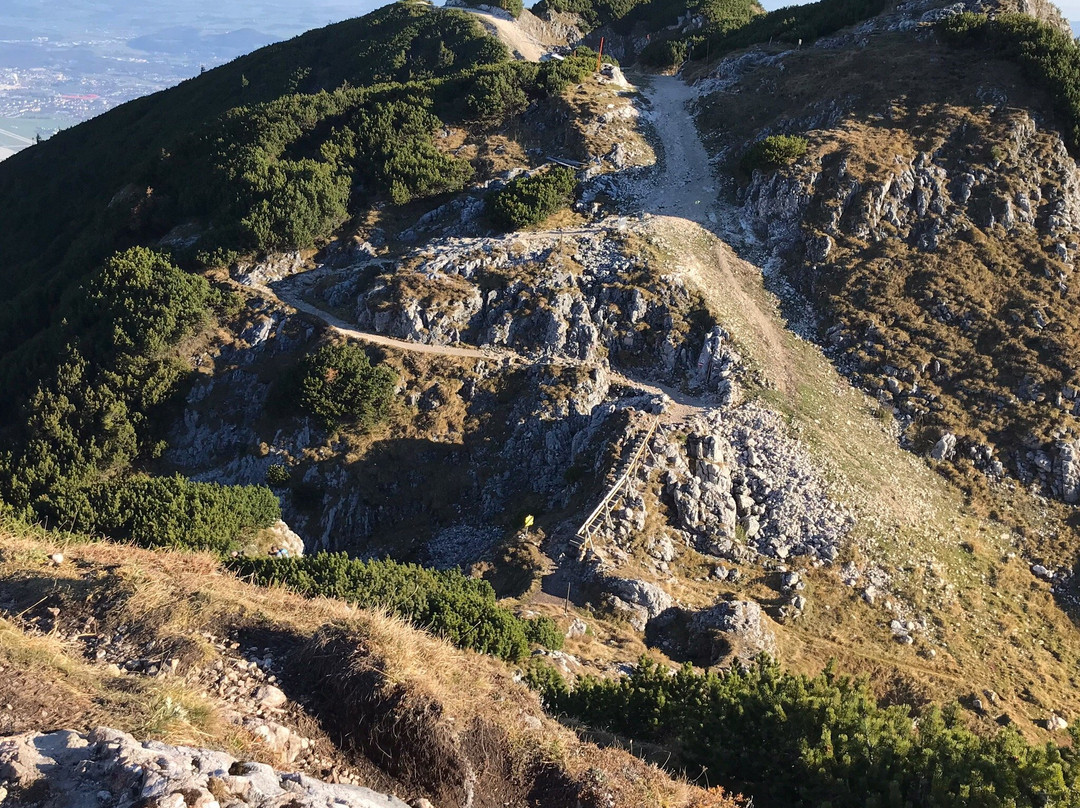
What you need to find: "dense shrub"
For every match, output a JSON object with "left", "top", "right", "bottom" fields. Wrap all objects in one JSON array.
[
  {"left": 466, "top": 65, "right": 536, "bottom": 120},
  {"left": 266, "top": 464, "right": 291, "bottom": 486},
  {"left": 681, "top": 0, "right": 894, "bottom": 62},
  {"left": 297, "top": 342, "right": 398, "bottom": 429},
  {"left": 489, "top": 166, "right": 579, "bottom": 230},
  {"left": 741, "top": 134, "right": 809, "bottom": 171},
  {"left": 523, "top": 615, "right": 565, "bottom": 650},
  {"left": 640, "top": 38, "right": 690, "bottom": 68},
  {"left": 239, "top": 158, "right": 350, "bottom": 251},
  {"left": 0, "top": 248, "right": 212, "bottom": 510},
  {"left": 229, "top": 553, "right": 562, "bottom": 661},
  {"left": 455, "top": 0, "right": 525, "bottom": 18},
  {"left": 532, "top": 0, "right": 667, "bottom": 32},
  {"left": 940, "top": 12, "right": 1080, "bottom": 154},
  {"left": 697, "top": 0, "right": 761, "bottom": 31},
  {"left": 536, "top": 656, "right": 1080, "bottom": 808},
  {"left": 46, "top": 475, "right": 280, "bottom": 553}
]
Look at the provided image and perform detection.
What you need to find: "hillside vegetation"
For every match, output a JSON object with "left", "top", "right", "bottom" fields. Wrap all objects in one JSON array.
[
  {"left": 230, "top": 553, "right": 563, "bottom": 661},
  {"left": 536, "top": 657, "right": 1080, "bottom": 807},
  {"left": 0, "top": 2, "right": 600, "bottom": 539},
  {"left": 0, "top": 528, "right": 733, "bottom": 808},
  {"left": 940, "top": 12, "right": 1080, "bottom": 153}
]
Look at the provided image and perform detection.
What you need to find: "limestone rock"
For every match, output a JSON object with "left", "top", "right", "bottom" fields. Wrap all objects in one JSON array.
[
  {"left": 1053, "top": 438, "right": 1080, "bottom": 503},
  {"left": 931, "top": 433, "right": 957, "bottom": 461},
  {"left": 605, "top": 577, "right": 674, "bottom": 619},
  {"left": 688, "top": 600, "right": 777, "bottom": 663},
  {"left": 1046, "top": 714, "right": 1069, "bottom": 731},
  {"left": 259, "top": 520, "right": 306, "bottom": 557},
  {"left": 254, "top": 684, "right": 288, "bottom": 709},
  {"left": 0, "top": 728, "right": 408, "bottom": 808}
]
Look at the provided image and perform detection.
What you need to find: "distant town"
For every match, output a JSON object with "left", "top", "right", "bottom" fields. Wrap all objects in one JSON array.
[{"left": 0, "top": 0, "right": 367, "bottom": 160}]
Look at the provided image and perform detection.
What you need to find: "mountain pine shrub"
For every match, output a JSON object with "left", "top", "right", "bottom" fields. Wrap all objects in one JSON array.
[
  {"left": 940, "top": 12, "right": 1080, "bottom": 154},
  {"left": 742, "top": 134, "right": 809, "bottom": 171},
  {"left": 533, "top": 656, "right": 1080, "bottom": 807},
  {"left": 229, "top": 553, "right": 562, "bottom": 661},
  {"left": 489, "top": 166, "right": 579, "bottom": 230},
  {"left": 298, "top": 343, "right": 398, "bottom": 429}
]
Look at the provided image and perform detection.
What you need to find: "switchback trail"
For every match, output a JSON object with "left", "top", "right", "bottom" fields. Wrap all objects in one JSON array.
[
  {"left": 244, "top": 69, "right": 769, "bottom": 419},
  {"left": 273, "top": 282, "right": 499, "bottom": 360}
]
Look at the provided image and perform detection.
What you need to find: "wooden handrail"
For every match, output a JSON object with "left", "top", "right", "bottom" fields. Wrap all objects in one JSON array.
[{"left": 575, "top": 414, "right": 661, "bottom": 555}]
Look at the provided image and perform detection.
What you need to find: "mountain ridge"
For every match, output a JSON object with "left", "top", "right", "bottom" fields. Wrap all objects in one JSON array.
[{"left": 4, "top": 0, "right": 1080, "bottom": 804}]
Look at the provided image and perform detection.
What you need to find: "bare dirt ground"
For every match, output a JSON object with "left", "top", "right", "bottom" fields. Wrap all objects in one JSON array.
[
  {"left": 461, "top": 8, "right": 548, "bottom": 61},
  {"left": 632, "top": 75, "right": 719, "bottom": 223}
]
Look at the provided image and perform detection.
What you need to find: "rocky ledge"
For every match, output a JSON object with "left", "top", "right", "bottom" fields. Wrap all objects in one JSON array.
[{"left": 0, "top": 728, "right": 410, "bottom": 808}]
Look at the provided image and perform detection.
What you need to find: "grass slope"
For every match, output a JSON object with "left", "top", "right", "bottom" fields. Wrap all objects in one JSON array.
[{"left": 0, "top": 526, "right": 732, "bottom": 808}]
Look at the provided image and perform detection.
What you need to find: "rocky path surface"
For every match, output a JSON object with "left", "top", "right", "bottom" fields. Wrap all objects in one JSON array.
[
  {"left": 273, "top": 282, "right": 499, "bottom": 360},
  {"left": 269, "top": 274, "right": 705, "bottom": 423},
  {"left": 633, "top": 75, "right": 718, "bottom": 223},
  {"left": 241, "top": 73, "right": 733, "bottom": 420}
]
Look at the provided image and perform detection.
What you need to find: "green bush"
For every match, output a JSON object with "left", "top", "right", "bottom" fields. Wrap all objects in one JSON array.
[
  {"left": 683, "top": 0, "right": 894, "bottom": 63},
  {"left": 266, "top": 464, "right": 291, "bottom": 486},
  {"left": 298, "top": 342, "right": 398, "bottom": 429},
  {"left": 228, "top": 553, "right": 563, "bottom": 661},
  {"left": 640, "top": 38, "right": 689, "bottom": 68},
  {"left": 40, "top": 475, "right": 280, "bottom": 554},
  {"left": 456, "top": 0, "right": 524, "bottom": 18},
  {"left": 523, "top": 615, "right": 565, "bottom": 650},
  {"left": 532, "top": 0, "right": 660, "bottom": 32},
  {"left": 0, "top": 248, "right": 212, "bottom": 510},
  {"left": 524, "top": 658, "right": 570, "bottom": 698},
  {"left": 940, "top": 12, "right": 1080, "bottom": 154},
  {"left": 742, "top": 134, "right": 809, "bottom": 171},
  {"left": 466, "top": 64, "right": 538, "bottom": 121},
  {"left": 489, "top": 166, "right": 579, "bottom": 230},
  {"left": 537, "top": 656, "right": 1080, "bottom": 808}
]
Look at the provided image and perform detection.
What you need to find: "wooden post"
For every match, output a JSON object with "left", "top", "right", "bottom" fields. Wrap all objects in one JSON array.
[
  {"left": 564, "top": 581, "right": 571, "bottom": 615},
  {"left": 596, "top": 37, "right": 604, "bottom": 72}
]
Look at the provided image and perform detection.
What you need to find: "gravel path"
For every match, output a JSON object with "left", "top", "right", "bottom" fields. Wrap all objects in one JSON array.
[{"left": 635, "top": 75, "right": 718, "bottom": 223}]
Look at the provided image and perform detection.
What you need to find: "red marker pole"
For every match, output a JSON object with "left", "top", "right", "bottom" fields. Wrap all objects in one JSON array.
[{"left": 597, "top": 37, "right": 604, "bottom": 72}]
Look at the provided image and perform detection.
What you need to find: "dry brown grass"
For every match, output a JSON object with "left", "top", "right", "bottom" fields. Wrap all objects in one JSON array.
[
  {"left": 0, "top": 527, "right": 734, "bottom": 808},
  {"left": 552, "top": 212, "right": 1080, "bottom": 739}
]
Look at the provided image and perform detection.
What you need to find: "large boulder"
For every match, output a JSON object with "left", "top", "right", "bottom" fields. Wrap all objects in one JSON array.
[
  {"left": 260, "top": 520, "right": 306, "bottom": 557},
  {"left": 606, "top": 577, "right": 675, "bottom": 619},
  {"left": 688, "top": 600, "right": 777, "bottom": 664},
  {"left": 1054, "top": 438, "right": 1080, "bottom": 504}
]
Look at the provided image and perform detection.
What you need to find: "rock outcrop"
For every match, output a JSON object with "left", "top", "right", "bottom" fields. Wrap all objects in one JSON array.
[
  {"left": 654, "top": 406, "right": 852, "bottom": 562},
  {"left": 696, "top": 7, "right": 1080, "bottom": 505},
  {"left": 0, "top": 728, "right": 407, "bottom": 808},
  {"left": 688, "top": 599, "right": 778, "bottom": 664},
  {"left": 335, "top": 222, "right": 708, "bottom": 374}
]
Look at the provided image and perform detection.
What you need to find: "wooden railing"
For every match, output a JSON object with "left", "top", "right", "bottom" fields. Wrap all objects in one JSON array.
[{"left": 573, "top": 414, "right": 661, "bottom": 558}]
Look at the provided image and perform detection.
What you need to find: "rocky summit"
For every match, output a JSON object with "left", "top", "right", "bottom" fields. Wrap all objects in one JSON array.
[{"left": 3, "top": 0, "right": 1080, "bottom": 804}]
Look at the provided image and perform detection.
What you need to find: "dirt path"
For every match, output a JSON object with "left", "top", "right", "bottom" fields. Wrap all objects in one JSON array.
[
  {"left": 274, "top": 283, "right": 500, "bottom": 360},
  {"left": 633, "top": 75, "right": 718, "bottom": 223},
  {"left": 268, "top": 277, "right": 705, "bottom": 418},
  {"left": 251, "top": 70, "right": 784, "bottom": 415},
  {"left": 462, "top": 8, "right": 547, "bottom": 61},
  {"left": 627, "top": 75, "right": 797, "bottom": 396}
]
